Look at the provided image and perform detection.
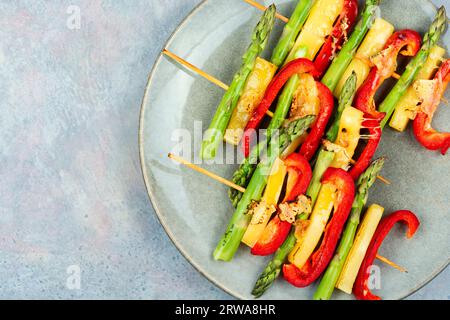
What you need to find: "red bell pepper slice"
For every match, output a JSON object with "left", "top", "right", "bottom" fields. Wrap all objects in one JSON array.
[
  {"left": 353, "top": 210, "right": 420, "bottom": 300},
  {"left": 349, "top": 117, "right": 382, "bottom": 180},
  {"left": 251, "top": 153, "right": 312, "bottom": 256},
  {"left": 283, "top": 153, "right": 313, "bottom": 202},
  {"left": 314, "top": 0, "right": 359, "bottom": 75},
  {"left": 242, "top": 58, "right": 320, "bottom": 157},
  {"left": 413, "top": 59, "right": 450, "bottom": 155},
  {"left": 251, "top": 215, "right": 291, "bottom": 256},
  {"left": 282, "top": 168, "right": 355, "bottom": 287},
  {"left": 355, "top": 30, "right": 422, "bottom": 121},
  {"left": 298, "top": 82, "right": 335, "bottom": 161}
]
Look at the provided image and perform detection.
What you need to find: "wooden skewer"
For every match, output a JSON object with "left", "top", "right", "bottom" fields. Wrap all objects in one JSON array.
[
  {"left": 375, "top": 175, "right": 391, "bottom": 185},
  {"left": 163, "top": 49, "right": 229, "bottom": 90},
  {"left": 348, "top": 158, "right": 390, "bottom": 185},
  {"left": 376, "top": 254, "right": 408, "bottom": 273},
  {"left": 244, "top": 0, "right": 289, "bottom": 23},
  {"left": 391, "top": 72, "right": 401, "bottom": 80},
  {"left": 169, "top": 153, "right": 404, "bottom": 271},
  {"left": 163, "top": 49, "right": 274, "bottom": 118},
  {"left": 168, "top": 153, "right": 246, "bottom": 193}
]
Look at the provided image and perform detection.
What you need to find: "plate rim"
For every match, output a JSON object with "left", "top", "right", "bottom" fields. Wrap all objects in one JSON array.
[{"left": 138, "top": 0, "right": 449, "bottom": 300}]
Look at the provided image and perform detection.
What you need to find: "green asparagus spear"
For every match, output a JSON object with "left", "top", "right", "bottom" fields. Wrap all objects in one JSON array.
[
  {"left": 200, "top": 5, "right": 276, "bottom": 159},
  {"left": 252, "top": 150, "right": 334, "bottom": 297},
  {"left": 229, "top": 142, "right": 260, "bottom": 207},
  {"left": 326, "top": 72, "right": 357, "bottom": 141},
  {"left": 271, "top": 0, "right": 314, "bottom": 67},
  {"left": 321, "top": 0, "right": 381, "bottom": 92},
  {"left": 252, "top": 228, "right": 297, "bottom": 298},
  {"left": 379, "top": 6, "right": 447, "bottom": 128},
  {"left": 214, "top": 116, "right": 315, "bottom": 261},
  {"left": 313, "top": 158, "right": 385, "bottom": 300}
]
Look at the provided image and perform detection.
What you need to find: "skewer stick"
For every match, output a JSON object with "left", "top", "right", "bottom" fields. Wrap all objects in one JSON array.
[
  {"left": 168, "top": 153, "right": 246, "bottom": 193},
  {"left": 375, "top": 175, "right": 391, "bottom": 185},
  {"left": 348, "top": 158, "right": 391, "bottom": 185},
  {"left": 163, "top": 49, "right": 229, "bottom": 90},
  {"left": 244, "top": 0, "right": 289, "bottom": 23},
  {"left": 376, "top": 254, "right": 408, "bottom": 273},
  {"left": 169, "top": 153, "right": 404, "bottom": 271},
  {"left": 163, "top": 49, "right": 274, "bottom": 118}
]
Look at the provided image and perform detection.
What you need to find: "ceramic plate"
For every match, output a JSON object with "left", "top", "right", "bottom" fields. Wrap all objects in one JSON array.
[{"left": 139, "top": 0, "right": 450, "bottom": 299}]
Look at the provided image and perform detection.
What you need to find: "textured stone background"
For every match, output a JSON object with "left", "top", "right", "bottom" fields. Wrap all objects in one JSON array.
[{"left": 0, "top": 0, "right": 448, "bottom": 299}]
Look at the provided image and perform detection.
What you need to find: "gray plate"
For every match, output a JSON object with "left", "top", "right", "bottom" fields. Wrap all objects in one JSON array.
[{"left": 139, "top": 0, "right": 450, "bottom": 299}]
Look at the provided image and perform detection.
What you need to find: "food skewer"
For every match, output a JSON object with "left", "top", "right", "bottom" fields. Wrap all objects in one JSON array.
[
  {"left": 248, "top": 0, "right": 400, "bottom": 80},
  {"left": 244, "top": 0, "right": 289, "bottom": 23},
  {"left": 163, "top": 49, "right": 389, "bottom": 184},
  {"left": 162, "top": 49, "right": 274, "bottom": 118},
  {"left": 379, "top": 6, "right": 447, "bottom": 128},
  {"left": 162, "top": 49, "right": 229, "bottom": 90},
  {"left": 376, "top": 254, "right": 407, "bottom": 273},
  {"left": 168, "top": 152, "right": 405, "bottom": 272},
  {"left": 168, "top": 153, "right": 246, "bottom": 193}
]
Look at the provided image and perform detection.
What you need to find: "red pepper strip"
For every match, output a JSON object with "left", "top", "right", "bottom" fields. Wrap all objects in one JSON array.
[
  {"left": 283, "top": 153, "right": 313, "bottom": 202},
  {"left": 355, "top": 30, "right": 422, "bottom": 121},
  {"left": 353, "top": 210, "right": 420, "bottom": 300},
  {"left": 282, "top": 168, "right": 355, "bottom": 287},
  {"left": 251, "top": 216, "right": 291, "bottom": 256},
  {"left": 251, "top": 153, "right": 312, "bottom": 256},
  {"left": 314, "top": 0, "right": 359, "bottom": 75},
  {"left": 348, "top": 30, "right": 421, "bottom": 180},
  {"left": 413, "top": 59, "right": 450, "bottom": 155},
  {"left": 242, "top": 58, "right": 320, "bottom": 157},
  {"left": 298, "top": 82, "right": 335, "bottom": 161},
  {"left": 349, "top": 117, "right": 382, "bottom": 180}
]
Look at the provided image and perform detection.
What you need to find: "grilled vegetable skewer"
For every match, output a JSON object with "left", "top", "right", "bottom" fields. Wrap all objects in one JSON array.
[
  {"left": 200, "top": 5, "right": 276, "bottom": 159},
  {"left": 252, "top": 75, "right": 357, "bottom": 297},
  {"left": 389, "top": 46, "right": 446, "bottom": 131},
  {"left": 243, "top": 0, "right": 358, "bottom": 156},
  {"left": 214, "top": 115, "right": 316, "bottom": 261},
  {"left": 166, "top": 153, "right": 405, "bottom": 283},
  {"left": 379, "top": 6, "right": 447, "bottom": 128},
  {"left": 226, "top": 0, "right": 316, "bottom": 145},
  {"left": 313, "top": 158, "right": 384, "bottom": 300},
  {"left": 321, "top": 0, "right": 381, "bottom": 92}
]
